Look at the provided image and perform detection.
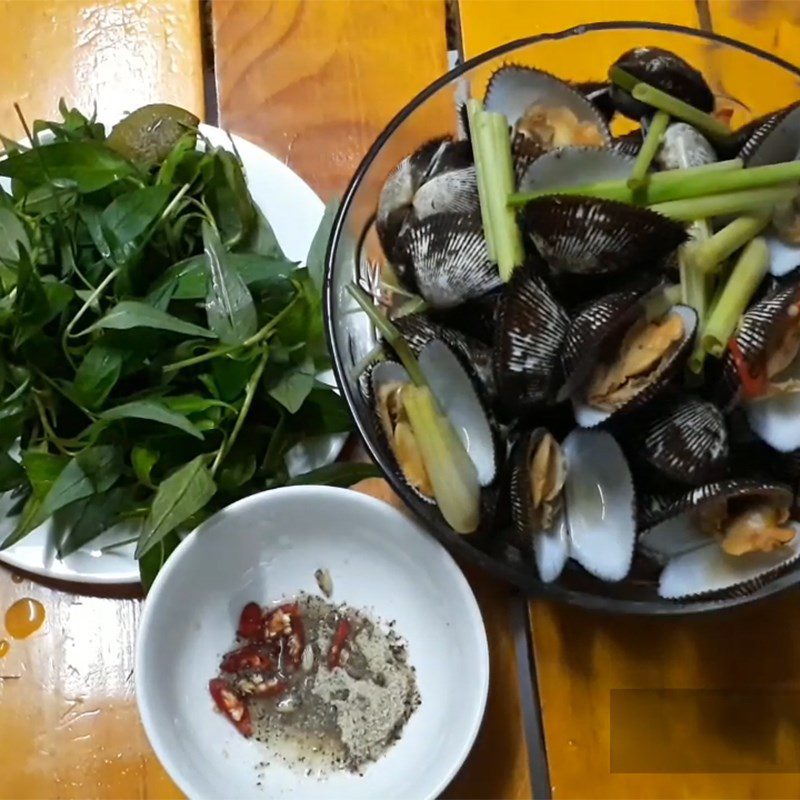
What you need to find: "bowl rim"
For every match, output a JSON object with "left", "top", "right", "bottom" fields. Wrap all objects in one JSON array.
[
  {"left": 135, "top": 484, "right": 490, "bottom": 799},
  {"left": 323, "top": 20, "right": 800, "bottom": 616}
]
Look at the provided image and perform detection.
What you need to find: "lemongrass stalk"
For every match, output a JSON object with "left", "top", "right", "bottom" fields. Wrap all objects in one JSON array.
[
  {"left": 485, "top": 111, "right": 524, "bottom": 280},
  {"left": 509, "top": 158, "right": 742, "bottom": 206},
  {"left": 347, "top": 284, "right": 425, "bottom": 386},
  {"left": 507, "top": 159, "right": 800, "bottom": 209},
  {"left": 466, "top": 99, "right": 496, "bottom": 261},
  {"left": 649, "top": 185, "right": 797, "bottom": 221},
  {"left": 702, "top": 237, "right": 770, "bottom": 357},
  {"left": 690, "top": 213, "right": 771, "bottom": 274},
  {"left": 402, "top": 384, "right": 479, "bottom": 534},
  {"left": 680, "top": 220, "right": 712, "bottom": 327},
  {"left": 609, "top": 66, "right": 732, "bottom": 144},
  {"left": 628, "top": 110, "right": 670, "bottom": 190}
]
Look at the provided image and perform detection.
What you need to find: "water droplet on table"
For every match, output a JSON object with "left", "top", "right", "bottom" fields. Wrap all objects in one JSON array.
[{"left": 5, "top": 598, "right": 46, "bottom": 639}]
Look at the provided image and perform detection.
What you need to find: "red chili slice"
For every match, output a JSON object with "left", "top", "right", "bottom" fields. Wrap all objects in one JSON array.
[
  {"left": 327, "top": 619, "right": 351, "bottom": 669},
  {"left": 220, "top": 644, "right": 274, "bottom": 674},
  {"left": 729, "top": 338, "right": 768, "bottom": 399},
  {"left": 209, "top": 678, "right": 252, "bottom": 738},
  {"left": 264, "top": 602, "right": 305, "bottom": 668},
  {"left": 237, "top": 602, "right": 264, "bottom": 641}
]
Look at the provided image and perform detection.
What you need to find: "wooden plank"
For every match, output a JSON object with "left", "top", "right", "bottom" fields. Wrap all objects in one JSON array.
[
  {"left": 0, "top": 0, "right": 201, "bottom": 796},
  {"left": 455, "top": 2, "right": 800, "bottom": 797},
  {"left": 211, "top": 0, "right": 451, "bottom": 199},
  {"left": 0, "top": 0, "right": 204, "bottom": 137}
]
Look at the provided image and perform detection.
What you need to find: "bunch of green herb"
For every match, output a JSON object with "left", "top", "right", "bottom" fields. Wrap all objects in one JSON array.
[{"left": 0, "top": 102, "right": 376, "bottom": 586}]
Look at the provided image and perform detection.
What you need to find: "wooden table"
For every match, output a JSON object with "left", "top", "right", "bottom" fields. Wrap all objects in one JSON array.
[{"left": 1, "top": 1, "right": 799, "bottom": 798}]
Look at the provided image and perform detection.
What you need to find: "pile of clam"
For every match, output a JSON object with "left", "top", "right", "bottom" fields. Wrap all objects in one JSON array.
[{"left": 360, "top": 46, "right": 800, "bottom": 602}]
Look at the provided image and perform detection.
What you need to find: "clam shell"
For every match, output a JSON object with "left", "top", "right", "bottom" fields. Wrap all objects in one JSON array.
[
  {"left": 656, "top": 122, "right": 716, "bottom": 171},
  {"left": 562, "top": 429, "right": 636, "bottom": 582},
  {"left": 493, "top": 268, "right": 569, "bottom": 411},
  {"left": 518, "top": 146, "right": 635, "bottom": 195},
  {"left": 418, "top": 340, "right": 497, "bottom": 487},
  {"left": 412, "top": 166, "right": 479, "bottom": 222},
  {"left": 737, "top": 102, "right": 800, "bottom": 166},
  {"left": 610, "top": 47, "right": 714, "bottom": 120},
  {"left": 573, "top": 80, "right": 615, "bottom": 122},
  {"left": 610, "top": 129, "right": 644, "bottom": 157},
  {"left": 484, "top": 64, "right": 611, "bottom": 141},
  {"left": 509, "top": 428, "right": 569, "bottom": 583},
  {"left": 427, "top": 288, "right": 502, "bottom": 345},
  {"left": 559, "top": 286, "right": 650, "bottom": 400},
  {"left": 394, "top": 314, "right": 495, "bottom": 396},
  {"left": 393, "top": 212, "right": 502, "bottom": 309},
  {"left": 638, "top": 395, "right": 729, "bottom": 485},
  {"left": 366, "top": 360, "right": 435, "bottom": 505},
  {"left": 519, "top": 196, "right": 687, "bottom": 275},
  {"left": 658, "top": 527, "right": 800, "bottom": 600},
  {"left": 572, "top": 305, "right": 698, "bottom": 428}
]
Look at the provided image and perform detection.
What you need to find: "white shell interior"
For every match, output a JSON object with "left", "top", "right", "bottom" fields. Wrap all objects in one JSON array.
[
  {"left": 519, "top": 147, "right": 634, "bottom": 194},
  {"left": 765, "top": 233, "right": 800, "bottom": 277},
  {"left": 638, "top": 512, "right": 712, "bottom": 564},
  {"left": 572, "top": 304, "right": 698, "bottom": 428},
  {"left": 562, "top": 429, "right": 635, "bottom": 582},
  {"left": 658, "top": 524, "right": 800, "bottom": 599},
  {"left": 745, "top": 390, "right": 800, "bottom": 452},
  {"left": 419, "top": 341, "right": 496, "bottom": 486},
  {"left": 533, "top": 506, "right": 569, "bottom": 583}
]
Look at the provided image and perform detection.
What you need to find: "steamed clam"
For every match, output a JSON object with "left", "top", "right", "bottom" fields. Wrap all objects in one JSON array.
[{"left": 355, "top": 44, "right": 800, "bottom": 603}]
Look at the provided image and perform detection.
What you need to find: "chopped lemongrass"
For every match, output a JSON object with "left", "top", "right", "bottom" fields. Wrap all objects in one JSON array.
[
  {"left": 467, "top": 99, "right": 496, "bottom": 261},
  {"left": 649, "top": 185, "right": 798, "bottom": 221},
  {"left": 508, "top": 158, "right": 743, "bottom": 206},
  {"left": 609, "top": 66, "right": 732, "bottom": 144},
  {"left": 702, "top": 237, "right": 770, "bottom": 358},
  {"left": 628, "top": 110, "right": 670, "bottom": 190},
  {"left": 402, "top": 384, "right": 480, "bottom": 534},
  {"left": 467, "top": 100, "right": 524, "bottom": 281},
  {"left": 690, "top": 213, "right": 771, "bottom": 274},
  {"left": 680, "top": 220, "right": 712, "bottom": 328},
  {"left": 347, "top": 284, "right": 425, "bottom": 386}
]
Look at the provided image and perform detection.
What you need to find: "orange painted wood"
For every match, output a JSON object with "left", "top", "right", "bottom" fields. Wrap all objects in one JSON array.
[
  {"left": 0, "top": 0, "right": 204, "bottom": 138},
  {"left": 454, "top": 1, "right": 800, "bottom": 797}
]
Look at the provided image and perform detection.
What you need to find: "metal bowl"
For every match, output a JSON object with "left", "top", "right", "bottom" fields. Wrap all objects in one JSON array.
[{"left": 324, "top": 21, "right": 800, "bottom": 614}]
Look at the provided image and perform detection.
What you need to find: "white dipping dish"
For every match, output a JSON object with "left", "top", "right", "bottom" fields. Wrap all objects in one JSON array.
[{"left": 135, "top": 486, "right": 489, "bottom": 800}]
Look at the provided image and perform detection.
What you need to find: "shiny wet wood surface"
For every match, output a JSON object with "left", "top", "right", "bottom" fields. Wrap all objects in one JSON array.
[{"left": 2, "top": 1, "right": 800, "bottom": 798}]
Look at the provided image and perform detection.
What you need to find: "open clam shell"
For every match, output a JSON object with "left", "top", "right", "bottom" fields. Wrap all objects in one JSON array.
[
  {"left": 484, "top": 64, "right": 611, "bottom": 141},
  {"left": 573, "top": 80, "right": 615, "bottom": 122},
  {"left": 738, "top": 102, "right": 800, "bottom": 167},
  {"left": 509, "top": 428, "right": 569, "bottom": 583},
  {"left": 637, "top": 395, "right": 729, "bottom": 485},
  {"left": 656, "top": 122, "right": 716, "bottom": 171},
  {"left": 493, "top": 268, "right": 569, "bottom": 412},
  {"left": 562, "top": 429, "right": 636, "bottom": 582},
  {"left": 518, "top": 146, "right": 634, "bottom": 195},
  {"left": 610, "top": 46, "right": 714, "bottom": 120},
  {"left": 393, "top": 211, "right": 502, "bottom": 309},
  {"left": 519, "top": 196, "right": 687, "bottom": 275}
]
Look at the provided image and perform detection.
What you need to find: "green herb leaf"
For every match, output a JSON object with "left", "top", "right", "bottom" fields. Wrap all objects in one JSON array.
[
  {"left": 203, "top": 149, "right": 256, "bottom": 247},
  {"left": 284, "top": 462, "right": 381, "bottom": 488},
  {"left": 139, "top": 532, "right": 180, "bottom": 591},
  {"left": 0, "top": 452, "right": 25, "bottom": 492},
  {"left": 96, "top": 400, "right": 205, "bottom": 440},
  {"left": 101, "top": 185, "right": 172, "bottom": 263},
  {"left": 0, "top": 141, "right": 137, "bottom": 192},
  {"left": 58, "top": 486, "right": 138, "bottom": 557},
  {"left": 267, "top": 354, "right": 315, "bottom": 413},
  {"left": 21, "top": 451, "right": 70, "bottom": 498},
  {"left": 0, "top": 204, "right": 29, "bottom": 263},
  {"left": 307, "top": 199, "right": 339, "bottom": 292},
  {"left": 72, "top": 343, "right": 124, "bottom": 409},
  {"left": 136, "top": 455, "right": 216, "bottom": 557},
  {"left": 132, "top": 445, "right": 159, "bottom": 487},
  {"left": 86, "top": 301, "right": 215, "bottom": 338},
  {"left": 202, "top": 220, "right": 257, "bottom": 344}
]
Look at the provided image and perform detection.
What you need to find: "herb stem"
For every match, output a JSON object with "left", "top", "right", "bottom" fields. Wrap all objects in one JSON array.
[
  {"left": 649, "top": 185, "right": 797, "bottom": 221},
  {"left": 628, "top": 110, "right": 670, "bottom": 190},
  {"left": 346, "top": 284, "right": 426, "bottom": 386},
  {"left": 702, "top": 237, "right": 770, "bottom": 358},
  {"left": 63, "top": 267, "right": 121, "bottom": 342},
  {"left": 690, "top": 213, "right": 771, "bottom": 274},
  {"left": 211, "top": 351, "right": 268, "bottom": 476}
]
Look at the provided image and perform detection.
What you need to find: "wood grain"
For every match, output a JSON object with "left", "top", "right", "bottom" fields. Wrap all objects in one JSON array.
[
  {"left": 0, "top": 0, "right": 204, "bottom": 137},
  {"left": 454, "top": 1, "right": 800, "bottom": 797},
  {"left": 211, "top": 0, "right": 450, "bottom": 200}
]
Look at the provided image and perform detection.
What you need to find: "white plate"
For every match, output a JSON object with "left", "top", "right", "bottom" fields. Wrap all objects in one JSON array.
[
  {"left": 136, "top": 486, "right": 489, "bottom": 800},
  {"left": 0, "top": 124, "right": 324, "bottom": 584}
]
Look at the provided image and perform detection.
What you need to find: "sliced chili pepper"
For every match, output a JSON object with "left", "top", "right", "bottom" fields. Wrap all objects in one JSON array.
[
  {"left": 220, "top": 644, "right": 274, "bottom": 674},
  {"left": 264, "top": 602, "right": 305, "bottom": 668},
  {"left": 209, "top": 678, "right": 252, "bottom": 738},
  {"left": 327, "top": 619, "right": 351, "bottom": 669},
  {"left": 237, "top": 602, "right": 263, "bottom": 641},
  {"left": 729, "top": 338, "right": 768, "bottom": 399}
]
